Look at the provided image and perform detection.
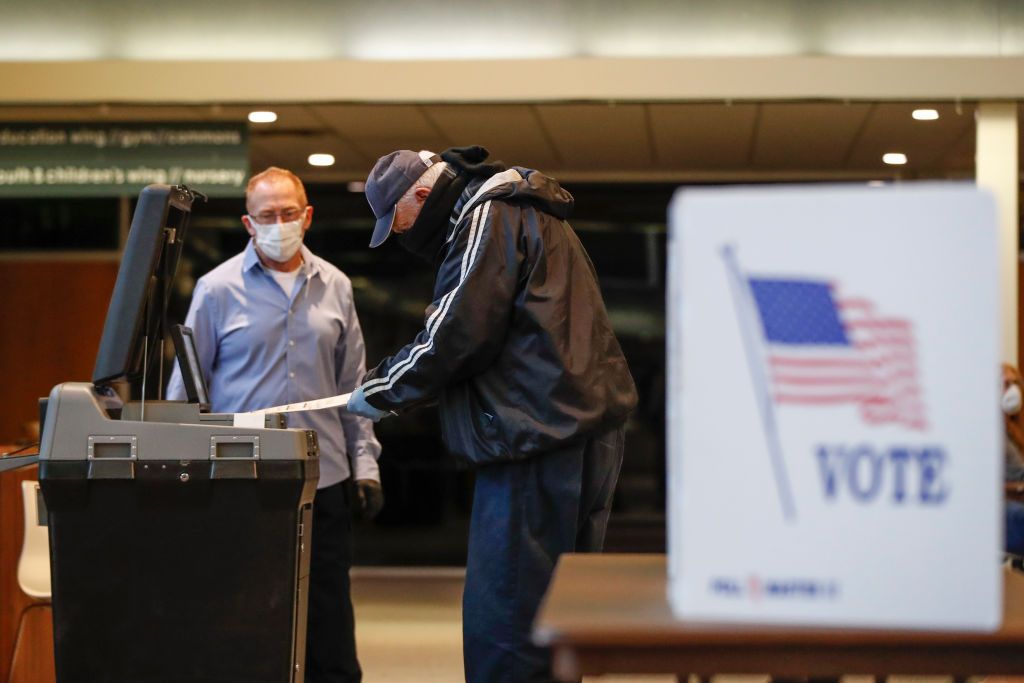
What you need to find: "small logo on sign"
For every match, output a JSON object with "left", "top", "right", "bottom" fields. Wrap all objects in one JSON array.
[{"left": 710, "top": 575, "right": 840, "bottom": 602}]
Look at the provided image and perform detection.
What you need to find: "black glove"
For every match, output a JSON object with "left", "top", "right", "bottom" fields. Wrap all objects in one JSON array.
[{"left": 352, "top": 479, "right": 384, "bottom": 521}]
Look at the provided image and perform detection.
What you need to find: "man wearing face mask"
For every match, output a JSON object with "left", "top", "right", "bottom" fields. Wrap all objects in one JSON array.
[
  {"left": 1001, "top": 364, "right": 1024, "bottom": 556},
  {"left": 1002, "top": 364, "right": 1024, "bottom": 477},
  {"left": 167, "top": 166, "right": 381, "bottom": 683},
  {"left": 347, "top": 147, "right": 638, "bottom": 683}
]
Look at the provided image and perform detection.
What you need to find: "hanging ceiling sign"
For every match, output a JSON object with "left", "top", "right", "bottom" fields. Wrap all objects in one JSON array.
[{"left": 0, "top": 122, "right": 249, "bottom": 197}]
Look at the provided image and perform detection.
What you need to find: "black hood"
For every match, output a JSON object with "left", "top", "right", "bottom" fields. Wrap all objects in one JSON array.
[
  {"left": 396, "top": 146, "right": 507, "bottom": 263},
  {"left": 460, "top": 166, "right": 574, "bottom": 222}
]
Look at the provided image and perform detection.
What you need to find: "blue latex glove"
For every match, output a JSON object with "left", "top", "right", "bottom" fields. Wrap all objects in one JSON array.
[{"left": 347, "top": 386, "right": 390, "bottom": 422}]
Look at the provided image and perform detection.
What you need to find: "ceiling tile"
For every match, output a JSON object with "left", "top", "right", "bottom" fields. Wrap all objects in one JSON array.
[
  {"left": 250, "top": 133, "right": 366, "bottom": 178},
  {"left": 847, "top": 103, "right": 975, "bottom": 171},
  {"left": 941, "top": 131, "right": 976, "bottom": 174},
  {"left": 533, "top": 104, "right": 653, "bottom": 170},
  {"left": 312, "top": 104, "right": 449, "bottom": 161},
  {"left": 425, "top": 104, "right": 559, "bottom": 171},
  {"left": 648, "top": 103, "right": 757, "bottom": 169},
  {"left": 753, "top": 103, "right": 872, "bottom": 169}
]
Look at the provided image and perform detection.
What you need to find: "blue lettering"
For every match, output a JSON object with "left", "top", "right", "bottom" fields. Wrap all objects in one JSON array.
[
  {"left": 889, "top": 448, "right": 911, "bottom": 503},
  {"left": 814, "top": 444, "right": 949, "bottom": 507},
  {"left": 848, "top": 445, "right": 883, "bottom": 502},
  {"left": 816, "top": 445, "right": 842, "bottom": 500},
  {"left": 917, "top": 448, "right": 949, "bottom": 504}
]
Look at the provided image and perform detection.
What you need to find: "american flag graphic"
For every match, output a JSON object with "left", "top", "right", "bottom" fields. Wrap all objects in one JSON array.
[{"left": 747, "top": 277, "right": 927, "bottom": 431}]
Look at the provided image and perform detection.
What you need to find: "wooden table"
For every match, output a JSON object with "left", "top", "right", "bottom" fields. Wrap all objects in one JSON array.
[{"left": 533, "top": 553, "right": 1024, "bottom": 682}]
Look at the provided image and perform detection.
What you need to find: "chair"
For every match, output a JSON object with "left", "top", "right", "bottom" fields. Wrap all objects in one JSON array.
[
  {"left": 8, "top": 480, "right": 54, "bottom": 683},
  {"left": 16, "top": 481, "right": 50, "bottom": 600}
]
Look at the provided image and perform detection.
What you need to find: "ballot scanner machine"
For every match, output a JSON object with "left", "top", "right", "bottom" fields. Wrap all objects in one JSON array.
[{"left": 38, "top": 185, "right": 319, "bottom": 683}]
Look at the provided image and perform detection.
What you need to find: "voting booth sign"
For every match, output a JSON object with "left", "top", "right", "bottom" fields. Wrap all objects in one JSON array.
[{"left": 667, "top": 183, "right": 1002, "bottom": 630}]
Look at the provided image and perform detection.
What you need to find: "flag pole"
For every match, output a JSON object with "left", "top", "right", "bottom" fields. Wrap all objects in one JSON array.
[{"left": 720, "top": 245, "right": 797, "bottom": 522}]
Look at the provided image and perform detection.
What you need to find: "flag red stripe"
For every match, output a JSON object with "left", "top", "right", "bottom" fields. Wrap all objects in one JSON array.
[
  {"left": 846, "top": 319, "right": 912, "bottom": 330},
  {"left": 773, "top": 376, "right": 883, "bottom": 386},
  {"left": 837, "top": 298, "right": 874, "bottom": 311},
  {"left": 769, "top": 356, "right": 870, "bottom": 369},
  {"left": 775, "top": 393, "right": 877, "bottom": 404}
]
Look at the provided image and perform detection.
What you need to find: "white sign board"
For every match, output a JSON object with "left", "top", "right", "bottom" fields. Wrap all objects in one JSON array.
[{"left": 667, "top": 183, "right": 1002, "bottom": 631}]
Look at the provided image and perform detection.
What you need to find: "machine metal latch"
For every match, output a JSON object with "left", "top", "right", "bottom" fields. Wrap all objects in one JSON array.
[
  {"left": 210, "top": 435, "right": 260, "bottom": 479},
  {"left": 86, "top": 435, "right": 137, "bottom": 479}
]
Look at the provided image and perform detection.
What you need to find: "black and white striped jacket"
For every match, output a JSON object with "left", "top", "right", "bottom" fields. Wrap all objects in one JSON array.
[{"left": 360, "top": 167, "right": 637, "bottom": 466}]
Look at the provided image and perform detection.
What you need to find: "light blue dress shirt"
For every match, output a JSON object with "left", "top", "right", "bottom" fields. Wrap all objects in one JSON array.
[{"left": 167, "top": 240, "right": 381, "bottom": 489}]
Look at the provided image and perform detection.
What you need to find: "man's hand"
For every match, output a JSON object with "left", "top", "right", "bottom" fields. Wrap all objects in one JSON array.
[
  {"left": 353, "top": 479, "right": 385, "bottom": 521},
  {"left": 346, "top": 386, "right": 390, "bottom": 422}
]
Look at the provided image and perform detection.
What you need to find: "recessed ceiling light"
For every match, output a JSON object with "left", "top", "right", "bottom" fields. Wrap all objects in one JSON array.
[
  {"left": 883, "top": 153, "right": 908, "bottom": 165},
  {"left": 247, "top": 110, "right": 278, "bottom": 124},
  {"left": 347, "top": 181, "right": 366, "bottom": 193},
  {"left": 867, "top": 180, "right": 887, "bottom": 187},
  {"left": 912, "top": 109, "right": 939, "bottom": 121},
  {"left": 308, "top": 153, "right": 336, "bottom": 167}
]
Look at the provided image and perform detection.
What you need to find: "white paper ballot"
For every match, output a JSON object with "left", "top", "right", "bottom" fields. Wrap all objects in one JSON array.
[{"left": 232, "top": 392, "right": 352, "bottom": 428}]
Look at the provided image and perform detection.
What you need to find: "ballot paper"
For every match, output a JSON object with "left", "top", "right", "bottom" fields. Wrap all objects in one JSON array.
[{"left": 232, "top": 392, "right": 352, "bottom": 428}]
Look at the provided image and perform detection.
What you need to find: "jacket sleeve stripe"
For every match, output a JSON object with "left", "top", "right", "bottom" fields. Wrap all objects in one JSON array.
[
  {"left": 363, "top": 201, "right": 488, "bottom": 396},
  {"left": 361, "top": 287, "right": 456, "bottom": 394},
  {"left": 361, "top": 204, "right": 481, "bottom": 392},
  {"left": 362, "top": 201, "right": 490, "bottom": 397},
  {"left": 461, "top": 199, "right": 487, "bottom": 279}
]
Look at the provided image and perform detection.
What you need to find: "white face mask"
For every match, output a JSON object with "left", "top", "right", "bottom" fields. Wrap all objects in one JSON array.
[
  {"left": 250, "top": 217, "right": 305, "bottom": 263},
  {"left": 1004, "top": 384, "right": 1022, "bottom": 416}
]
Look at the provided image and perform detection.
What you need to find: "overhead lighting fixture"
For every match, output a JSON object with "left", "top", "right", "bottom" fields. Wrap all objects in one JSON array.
[
  {"left": 347, "top": 181, "right": 366, "bottom": 193},
  {"left": 912, "top": 109, "right": 939, "bottom": 121},
  {"left": 883, "top": 153, "right": 908, "bottom": 165},
  {"left": 308, "top": 153, "right": 335, "bottom": 167},
  {"left": 248, "top": 111, "right": 278, "bottom": 124},
  {"left": 867, "top": 180, "right": 887, "bottom": 187}
]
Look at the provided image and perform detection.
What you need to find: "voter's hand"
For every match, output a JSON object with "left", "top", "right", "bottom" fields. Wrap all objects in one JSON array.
[{"left": 347, "top": 387, "right": 390, "bottom": 422}]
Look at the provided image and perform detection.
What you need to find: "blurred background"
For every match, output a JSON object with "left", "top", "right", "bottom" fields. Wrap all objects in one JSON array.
[{"left": 1, "top": 0, "right": 1023, "bottom": 568}]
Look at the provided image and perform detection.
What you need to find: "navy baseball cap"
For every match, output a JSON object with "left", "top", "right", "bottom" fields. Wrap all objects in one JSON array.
[{"left": 365, "top": 149, "right": 439, "bottom": 248}]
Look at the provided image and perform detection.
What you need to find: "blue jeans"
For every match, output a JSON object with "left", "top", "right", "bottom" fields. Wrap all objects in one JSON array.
[
  {"left": 462, "top": 425, "right": 625, "bottom": 683},
  {"left": 1007, "top": 500, "right": 1024, "bottom": 556}
]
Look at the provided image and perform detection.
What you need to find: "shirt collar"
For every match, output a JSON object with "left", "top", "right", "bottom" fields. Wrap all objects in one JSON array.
[
  {"left": 242, "top": 239, "right": 322, "bottom": 279},
  {"left": 242, "top": 239, "right": 262, "bottom": 272}
]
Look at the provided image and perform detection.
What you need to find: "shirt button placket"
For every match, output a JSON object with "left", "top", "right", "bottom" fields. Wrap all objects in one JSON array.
[{"left": 287, "top": 307, "right": 295, "bottom": 384}]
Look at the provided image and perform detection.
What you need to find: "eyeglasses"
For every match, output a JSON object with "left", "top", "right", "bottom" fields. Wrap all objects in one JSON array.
[{"left": 249, "top": 207, "right": 306, "bottom": 223}]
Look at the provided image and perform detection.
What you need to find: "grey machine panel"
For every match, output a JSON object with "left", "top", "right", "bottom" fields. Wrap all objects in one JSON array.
[{"left": 39, "top": 382, "right": 319, "bottom": 683}]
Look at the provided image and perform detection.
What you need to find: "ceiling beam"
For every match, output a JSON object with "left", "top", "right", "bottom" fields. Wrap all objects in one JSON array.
[{"left": 3, "top": 57, "right": 1024, "bottom": 105}]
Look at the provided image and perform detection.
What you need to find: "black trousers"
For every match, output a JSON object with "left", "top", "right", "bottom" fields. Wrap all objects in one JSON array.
[
  {"left": 305, "top": 481, "right": 361, "bottom": 683},
  {"left": 462, "top": 425, "right": 626, "bottom": 683}
]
